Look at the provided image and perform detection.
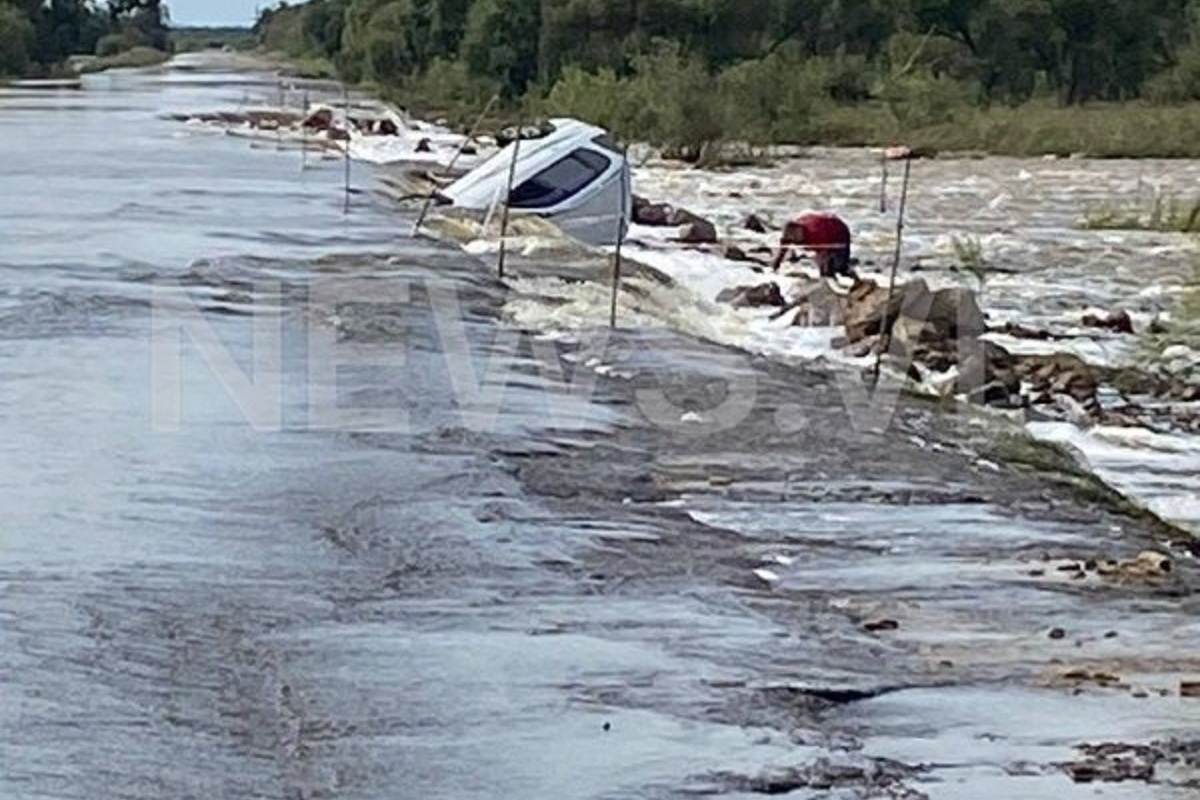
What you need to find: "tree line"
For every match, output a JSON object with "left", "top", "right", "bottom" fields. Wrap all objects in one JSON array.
[
  {"left": 249, "top": 1, "right": 1200, "bottom": 152},
  {"left": 0, "top": 0, "right": 170, "bottom": 76}
]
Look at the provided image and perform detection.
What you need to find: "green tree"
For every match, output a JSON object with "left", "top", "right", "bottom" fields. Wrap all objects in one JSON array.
[
  {"left": 0, "top": 3, "right": 36, "bottom": 75},
  {"left": 461, "top": 0, "right": 541, "bottom": 98}
]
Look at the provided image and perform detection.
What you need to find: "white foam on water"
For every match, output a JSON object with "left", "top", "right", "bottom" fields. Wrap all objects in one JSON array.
[
  {"left": 342, "top": 128, "right": 484, "bottom": 169},
  {"left": 1027, "top": 420, "right": 1200, "bottom": 532}
]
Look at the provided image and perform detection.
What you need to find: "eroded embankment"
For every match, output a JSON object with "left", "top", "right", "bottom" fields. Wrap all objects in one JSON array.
[{"left": 488, "top": 323, "right": 1200, "bottom": 798}]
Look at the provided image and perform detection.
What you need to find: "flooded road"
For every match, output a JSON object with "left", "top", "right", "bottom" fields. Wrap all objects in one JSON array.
[{"left": 1, "top": 56, "right": 1199, "bottom": 799}]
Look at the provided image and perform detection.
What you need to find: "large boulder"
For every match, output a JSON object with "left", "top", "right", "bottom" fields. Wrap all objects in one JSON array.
[
  {"left": 840, "top": 279, "right": 930, "bottom": 342},
  {"left": 929, "top": 286, "right": 987, "bottom": 339},
  {"left": 840, "top": 279, "right": 985, "bottom": 344},
  {"left": 677, "top": 217, "right": 718, "bottom": 244}
]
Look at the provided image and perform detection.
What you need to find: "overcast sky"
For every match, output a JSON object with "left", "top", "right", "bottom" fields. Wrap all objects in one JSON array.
[{"left": 165, "top": 0, "right": 267, "bottom": 27}]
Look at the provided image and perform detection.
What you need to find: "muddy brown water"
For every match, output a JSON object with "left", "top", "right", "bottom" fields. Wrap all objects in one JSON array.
[{"left": 1, "top": 55, "right": 1198, "bottom": 799}]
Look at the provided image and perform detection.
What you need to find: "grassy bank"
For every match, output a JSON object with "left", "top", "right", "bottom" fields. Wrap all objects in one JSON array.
[
  {"left": 398, "top": 68, "right": 1200, "bottom": 160},
  {"left": 871, "top": 103, "right": 1200, "bottom": 159}
]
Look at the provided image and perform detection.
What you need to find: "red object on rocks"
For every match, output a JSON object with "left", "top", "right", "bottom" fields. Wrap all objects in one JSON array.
[{"left": 784, "top": 212, "right": 851, "bottom": 251}]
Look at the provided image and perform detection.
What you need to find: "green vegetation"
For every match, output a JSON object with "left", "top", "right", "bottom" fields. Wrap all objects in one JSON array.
[
  {"left": 171, "top": 26, "right": 256, "bottom": 53},
  {"left": 1084, "top": 191, "right": 1200, "bottom": 233},
  {"left": 76, "top": 45, "right": 169, "bottom": 73},
  {"left": 0, "top": 0, "right": 170, "bottom": 78},
  {"left": 248, "top": 0, "right": 1200, "bottom": 158}
]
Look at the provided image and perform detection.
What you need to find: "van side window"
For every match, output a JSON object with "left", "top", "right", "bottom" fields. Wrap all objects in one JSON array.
[{"left": 508, "top": 149, "right": 611, "bottom": 209}]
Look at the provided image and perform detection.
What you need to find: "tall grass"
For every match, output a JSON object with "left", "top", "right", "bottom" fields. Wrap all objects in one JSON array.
[{"left": 1083, "top": 190, "right": 1200, "bottom": 233}]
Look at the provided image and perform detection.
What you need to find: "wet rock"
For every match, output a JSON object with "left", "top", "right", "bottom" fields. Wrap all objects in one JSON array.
[
  {"left": 840, "top": 279, "right": 985, "bottom": 345},
  {"left": 716, "top": 282, "right": 785, "bottom": 308},
  {"left": 1133, "top": 550, "right": 1172, "bottom": 574},
  {"left": 706, "top": 756, "right": 920, "bottom": 797},
  {"left": 929, "top": 286, "right": 987, "bottom": 339},
  {"left": 744, "top": 213, "right": 770, "bottom": 233},
  {"left": 956, "top": 339, "right": 1021, "bottom": 405},
  {"left": 303, "top": 107, "right": 335, "bottom": 131},
  {"left": 723, "top": 244, "right": 750, "bottom": 262},
  {"left": 494, "top": 121, "right": 555, "bottom": 148},
  {"left": 415, "top": 138, "right": 433, "bottom": 153},
  {"left": 676, "top": 216, "right": 718, "bottom": 245},
  {"left": 1065, "top": 763, "right": 1098, "bottom": 783},
  {"left": 246, "top": 109, "right": 302, "bottom": 129},
  {"left": 840, "top": 279, "right": 920, "bottom": 342},
  {"left": 631, "top": 195, "right": 674, "bottom": 226},
  {"left": 1065, "top": 742, "right": 1161, "bottom": 784},
  {"left": 377, "top": 118, "right": 399, "bottom": 136},
  {"left": 1170, "top": 381, "right": 1200, "bottom": 401},
  {"left": 998, "top": 322, "right": 1055, "bottom": 340},
  {"left": 1181, "top": 681, "right": 1200, "bottom": 698},
  {"left": 1059, "top": 668, "right": 1122, "bottom": 688},
  {"left": 1081, "top": 309, "right": 1134, "bottom": 334},
  {"left": 1049, "top": 627, "right": 1067, "bottom": 640},
  {"left": 863, "top": 619, "right": 900, "bottom": 632},
  {"left": 1014, "top": 353, "right": 1099, "bottom": 408}
]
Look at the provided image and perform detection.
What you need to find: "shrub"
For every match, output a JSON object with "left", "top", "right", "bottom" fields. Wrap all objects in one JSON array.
[
  {"left": 0, "top": 5, "right": 34, "bottom": 76},
  {"left": 95, "top": 33, "right": 125, "bottom": 58}
]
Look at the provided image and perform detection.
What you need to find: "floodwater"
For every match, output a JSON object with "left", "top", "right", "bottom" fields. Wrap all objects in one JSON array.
[{"left": 1, "top": 54, "right": 1198, "bottom": 799}]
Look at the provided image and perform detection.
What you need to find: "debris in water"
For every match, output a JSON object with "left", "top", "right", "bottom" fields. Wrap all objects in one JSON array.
[
  {"left": 753, "top": 568, "right": 781, "bottom": 584},
  {"left": 864, "top": 619, "right": 900, "bottom": 632}
]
